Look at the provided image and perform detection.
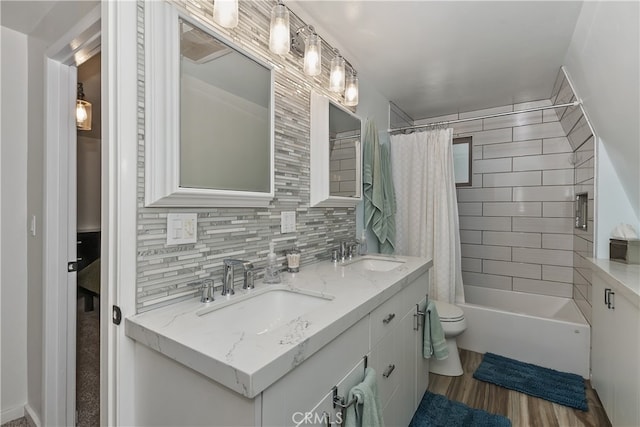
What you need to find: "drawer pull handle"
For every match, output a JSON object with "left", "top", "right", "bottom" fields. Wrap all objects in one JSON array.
[
  {"left": 383, "top": 364, "right": 396, "bottom": 378},
  {"left": 382, "top": 313, "right": 396, "bottom": 324}
]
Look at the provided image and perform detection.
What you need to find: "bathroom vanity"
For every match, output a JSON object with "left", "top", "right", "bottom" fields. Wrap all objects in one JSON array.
[
  {"left": 589, "top": 259, "right": 640, "bottom": 427},
  {"left": 126, "top": 255, "right": 432, "bottom": 426}
]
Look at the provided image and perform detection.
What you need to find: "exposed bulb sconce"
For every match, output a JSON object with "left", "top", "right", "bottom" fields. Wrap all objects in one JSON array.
[
  {"left": 213, "top": 0, "right": 239, "bottom": 29},
  {"left": 329, "top": 50, "right": 345, "bottom": 93},
  {"left": 76, "top": 82, "right": 92, "bottom": 131},
  {"left": 303, "top": 27, "right": 321, "bottom": 76},
  {"left": 344, "top": 71, "right": 359, "bottom": 107},
  {"left": 269, "top": 0, "right": 290, "bottom": 55},
  {"left": 269, "top": 4, "right": 358, "bottom": 106}
]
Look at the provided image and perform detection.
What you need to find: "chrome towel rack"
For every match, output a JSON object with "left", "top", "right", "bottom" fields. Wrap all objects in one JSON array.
[
  {"left": 413, "top": 294, "right": 429, "bottom": 331},
  {"left": 331, "top": 354, "right": 368, "bottom": 426}
]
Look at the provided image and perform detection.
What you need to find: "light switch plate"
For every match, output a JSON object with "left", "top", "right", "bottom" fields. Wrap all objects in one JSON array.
[
  {"left": 167, "top": 213, "right": 197, "bottom": 245},
  {"left": 280, "top": 211, "right": 296, "bottom": 233}
]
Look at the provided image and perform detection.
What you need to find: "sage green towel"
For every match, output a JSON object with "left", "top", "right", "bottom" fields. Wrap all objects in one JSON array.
[
  {"left": 423, "top": 301, "right": 449, "bottom": 360},
  {"left": 363, "top": 120, "right": 396, "bottom": 254},
  {"left": 344, "top": 368, "right": 384, "bottom": 427}
]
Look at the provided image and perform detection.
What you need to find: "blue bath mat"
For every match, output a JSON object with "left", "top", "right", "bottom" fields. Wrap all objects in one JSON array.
[
  {"left": 409, "top": 391, "right": 511, "bottom": 427},
  {"left": 473, "top": 352, "right": 588, "bottom": 411}
]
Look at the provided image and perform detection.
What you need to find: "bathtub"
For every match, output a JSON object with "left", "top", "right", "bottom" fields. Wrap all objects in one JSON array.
[{"left": 456, "top": 285, "right": 590, "bottom": 378}]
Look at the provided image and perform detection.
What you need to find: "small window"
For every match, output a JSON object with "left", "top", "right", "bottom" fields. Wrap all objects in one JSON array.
[{"left": 453, "top": 137, "right": 472, "bottom": 187}]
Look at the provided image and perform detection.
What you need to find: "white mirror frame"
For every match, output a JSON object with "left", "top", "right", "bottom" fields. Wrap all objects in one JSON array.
[
  {"left": 310, "top": 91, "right": 362, "bottom": 207},
  {"left": 144, "top": 1, "right": 275, "bottom": 207}
]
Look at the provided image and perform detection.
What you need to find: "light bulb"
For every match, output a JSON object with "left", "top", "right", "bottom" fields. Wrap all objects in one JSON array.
[
  {"left": 329, "top": 54, "right": 345, "bottom": 92},
  {"left": 269, "top": 2, "right": 290, "bottom": 55},
  {"left": 213, "top": 0, "right": 239, "bottom": 29},
  {"left": 303, "top": 32, "right": 321, "bottom": 76},
  {"left": 76, "top": 102, "right": 87, "bottom": 123},
  {"left": 344, "top": 73, "right": 359, "bottom": 107}
]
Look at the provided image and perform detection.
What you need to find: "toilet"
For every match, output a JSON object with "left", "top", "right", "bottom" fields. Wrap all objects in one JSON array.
[{"left": 428, "top": 300, "right": 467, "bottom": 376}]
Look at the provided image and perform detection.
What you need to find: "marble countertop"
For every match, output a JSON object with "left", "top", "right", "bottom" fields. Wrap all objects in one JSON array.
[
  {"left": 125, "top": 255, "right": 432, "bottom": 398},
  {"left": 588, "top": 258, "right": 640, "bottom": 308}
]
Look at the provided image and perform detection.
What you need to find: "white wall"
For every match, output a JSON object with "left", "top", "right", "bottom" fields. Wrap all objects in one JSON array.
[
  {"left": 596, "top": 140, "right": 640, "bottom": 257},
  {"left": 563, "top": 1, "right": 640, "bottom": 248},
  {"left": 1, "top": 26, "right": 29, "bottom": 423}
]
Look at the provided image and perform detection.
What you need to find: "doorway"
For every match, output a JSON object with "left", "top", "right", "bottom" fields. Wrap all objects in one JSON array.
[{"left": 75, "top": 52, "right": 102, "bottom": 427}]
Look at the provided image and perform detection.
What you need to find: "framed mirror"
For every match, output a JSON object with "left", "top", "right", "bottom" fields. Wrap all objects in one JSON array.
[
  {"left": 310, "top": 91, "right": 362, "bottom": 207},
  {"left": 145, "top": 1, "right": 274, "bottom": 207}
]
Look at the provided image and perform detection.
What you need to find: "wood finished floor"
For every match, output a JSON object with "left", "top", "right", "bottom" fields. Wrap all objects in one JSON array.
[{"left": 427, "top": 349, "right": 612, "bottom": 427}]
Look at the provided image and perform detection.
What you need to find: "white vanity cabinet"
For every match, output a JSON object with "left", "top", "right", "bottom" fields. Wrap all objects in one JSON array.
[
  {"left": 128, "top": 257, "right": 433, "bottom": 427},
  {"left": 590, "top": 260, "right": 640, "bottom": 427}
]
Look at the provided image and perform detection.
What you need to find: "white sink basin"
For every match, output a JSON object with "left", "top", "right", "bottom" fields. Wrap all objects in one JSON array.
[
  {"left": 342, "top": 256, "right": 405, "bottom": 272},
  {"left": 196, "top": 287, "right": 334, "bottom": 335}
]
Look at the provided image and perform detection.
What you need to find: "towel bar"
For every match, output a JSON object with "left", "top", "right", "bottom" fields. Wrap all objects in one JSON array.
[
  {"left": 413, "top": 294, "right": 428, "bottom": 330},
  {"left": 331, "top": 354, "right": 369, "bottom": 426}
]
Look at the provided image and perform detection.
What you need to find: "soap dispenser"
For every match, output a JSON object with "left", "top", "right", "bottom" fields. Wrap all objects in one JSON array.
[{"left": 264, "top": 242, "right": 281, "bottom": 284}]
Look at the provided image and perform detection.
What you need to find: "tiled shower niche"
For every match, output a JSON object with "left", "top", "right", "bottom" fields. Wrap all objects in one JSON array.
[{"left": 135, "top": 0, "right": 359, "bottom": 312}]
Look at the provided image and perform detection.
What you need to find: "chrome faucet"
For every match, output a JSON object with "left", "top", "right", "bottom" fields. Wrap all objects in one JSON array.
[
  {"left": 222, "top": 259, "right": 255, "bottom": 295},
  {"left": 338, "top": 240, "right": 359, "bottom": 262}
]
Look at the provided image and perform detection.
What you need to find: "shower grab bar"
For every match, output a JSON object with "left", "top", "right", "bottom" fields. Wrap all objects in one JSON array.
[{"left": 331, "top": 355, "right": 368, "bottom": 426}]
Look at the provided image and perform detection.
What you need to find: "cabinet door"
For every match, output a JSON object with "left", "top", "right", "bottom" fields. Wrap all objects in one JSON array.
[
  {"left": 296, "top": 389, "right": 335, "bottom": 427},
  {"left": 262, "top": 317, "right": 369, "bottom": 427},
  {"left": 610, "top": 289, "right": 640, "bottom": 427},
  {"left": 591, "top": 276, "right": 614, "bottom": 414},
  {"left": 299, "top": 357, "right": 368, "bottom": 427}
]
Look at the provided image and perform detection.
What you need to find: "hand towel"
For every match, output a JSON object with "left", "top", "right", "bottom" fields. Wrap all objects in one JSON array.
[
  {"left": 423, "top": 300, "right": 449, "bottom": 360},
  {"left": 344, "top": 367, "right": 384, "bottom": 427},
  {"left": 363, "top": 119, "right": 396, "bottom": 254}
]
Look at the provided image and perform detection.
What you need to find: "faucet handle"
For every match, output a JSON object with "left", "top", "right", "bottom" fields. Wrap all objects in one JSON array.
[
  {"left": 244, "top": 269, "right": 255, "bottom": 289},
  {"left": 201, "top": 279, "right": 215, "bottom": 303}
]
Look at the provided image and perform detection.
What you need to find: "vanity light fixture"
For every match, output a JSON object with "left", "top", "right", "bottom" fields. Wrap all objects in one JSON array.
[
  {"left": 269, "top": 0, "right": 290, "bottom": 55},
  {"left": 76, "top": 82, "right": 92, "bottom": 131},
  {"left": 344, "top": 71, "right": 359, "bottom": 107},
  {"left": 329, "top": 50, "right": 345, "bottom": 93},
  {"left": 269, "top": 3, "right": 358, "bottom": 106},
  {"left": 213, "top": 0, "right": 239, "bottom": 29},
  {"left": 303, "top": 27, "right": 321, "bottom": 76}
]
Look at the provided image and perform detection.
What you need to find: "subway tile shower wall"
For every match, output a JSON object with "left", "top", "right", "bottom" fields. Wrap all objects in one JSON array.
[
  {"left": 415, "top": 95, "right": 580, "bottom": 306},
  {"left": 135, "top": 1, "right": 358, "bottom": 312},
  {"left": 551, "top": 69, "right": 595, "bottom": 324}
]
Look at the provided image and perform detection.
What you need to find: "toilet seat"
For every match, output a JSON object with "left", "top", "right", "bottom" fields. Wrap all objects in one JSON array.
[{"left": 433, "top": 300, "right": 465, "bottom": 323}]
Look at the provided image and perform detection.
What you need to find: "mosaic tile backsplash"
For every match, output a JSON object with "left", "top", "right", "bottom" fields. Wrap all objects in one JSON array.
[{"left": 136, "top": 0, "right": 359, "bottom": 312}]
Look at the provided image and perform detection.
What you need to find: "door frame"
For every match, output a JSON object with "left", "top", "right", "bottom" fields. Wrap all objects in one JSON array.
[{"left": 42, "top": 1, "right": 138, "bottom": 426}]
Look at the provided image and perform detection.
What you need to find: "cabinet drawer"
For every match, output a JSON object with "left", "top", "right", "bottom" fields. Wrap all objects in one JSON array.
[
  {"left": 370, "top": 272, "right": 428, "bottom": 346},
  {"left": 369, "top": 328, "right": 399, "bottom": 409}
]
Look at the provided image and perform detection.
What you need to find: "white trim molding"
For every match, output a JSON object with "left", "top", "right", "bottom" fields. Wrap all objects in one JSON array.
[
  {"left": 102, "top": 0, "right": 138, "bottom": 425},
  {"left": 144, "top": 1, "right": 275, "bottom": 208}
]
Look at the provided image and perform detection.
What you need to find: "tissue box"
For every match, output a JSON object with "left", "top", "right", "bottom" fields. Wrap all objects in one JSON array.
[{"left": 610, "top": 238, "right": 640, "bottom": 264}]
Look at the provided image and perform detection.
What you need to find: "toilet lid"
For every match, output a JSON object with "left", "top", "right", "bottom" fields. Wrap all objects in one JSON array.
[{"left": 432, "top": 300, "right": 465, "bottom": 322}]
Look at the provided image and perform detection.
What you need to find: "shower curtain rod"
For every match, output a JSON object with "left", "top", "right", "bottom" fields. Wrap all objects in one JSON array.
[{"left": 387, "top": 100, "right": 581, "bottom": 134}]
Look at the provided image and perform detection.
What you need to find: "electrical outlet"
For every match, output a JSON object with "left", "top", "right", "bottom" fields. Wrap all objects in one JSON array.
[
  {"left": 280, "top": 211, "right": 296, "bottom": 233},
  {"left": 167, "top": 213, "right": 198, "bottom": 245}
]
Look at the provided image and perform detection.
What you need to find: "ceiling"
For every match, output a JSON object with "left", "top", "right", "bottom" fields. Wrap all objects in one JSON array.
[
  {"left": 288, "top": 1, "right": 584, "bottom": 121},
  {"left": 2, "top": 0, "right": 583, "bottom": 121}
]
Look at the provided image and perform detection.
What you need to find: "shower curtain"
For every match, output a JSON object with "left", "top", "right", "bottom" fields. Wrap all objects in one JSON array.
[{"left": 390, "top": 128, "right": 465, "bottom": 304}]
